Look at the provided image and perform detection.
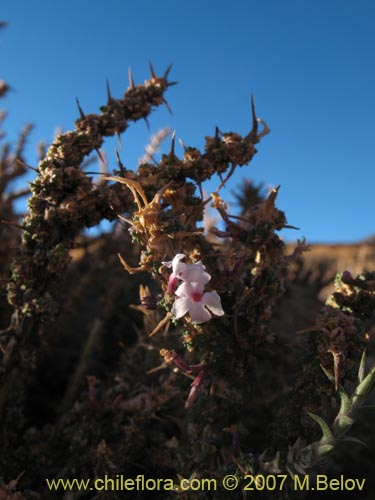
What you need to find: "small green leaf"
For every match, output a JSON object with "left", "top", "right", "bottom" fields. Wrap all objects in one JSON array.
[
  {"left": 341, "top": 436, "right": 368, "bottom": 447},
  {"left": 338, "top": 388, "right": 351, "bottom": 416},
  {"left": 333, "top": 415, "right": 354, "bottom": 436},
  {"left": 317, "top": 444, "right": 334, "bottom": 457},
  {"left": 321, "top": 364, "right": 335, "bottom": 384},
  {"left": 358, "top": 350, "right": 366, "bottom": 384},
  {"left": 308, "top": 412, "right": 334, "bottom": 443},
  {"left": 351, "top": 363, "right": 375, "bottom": 410},
  {"left": 321, "top": 364, "right": 350, "bottom": 415}
]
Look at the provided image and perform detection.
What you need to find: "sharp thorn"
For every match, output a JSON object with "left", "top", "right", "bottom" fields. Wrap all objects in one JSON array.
[
  {"left": 115, "top": 148, "right": 122, "bottom": 166},
  {"left": 115, "top": 148, "right": 126, "bottom": 175},
  {"left": 251, "top": 95, "right": 257, "bottom": 123},
  {"left": 75, "top": 98, "right": 86, "bottom": 120},
  {"left": 143, "top": 116, "right": 150, "bottom": 131},
  {"left": 128, "top": 68, "right": 135, "bottom": 90},
  {"left": 95, "top": 148, "right": 105, "bottom": 164},
  {"left": 149, "top": 61, "right": 156, "bottom": 79},
  {"left": 145, "top": 149, "right": 159, "bottom": 166},
  {"left": 106, "top": 79, "right": 112, "bottom": 102},
  {"left": 198, "top": 181, "right": 204, "bottom": 200},
  {"left": 249, "top": 95, "right": 258, "bottom": 140},
  {"left": 162, "top": 98, "right": 173, "bottom": 116},
  {"left": 179, "top": 138, "right": 187, "bottom": 152},
  {"left": 1, "top": 219, "right": 29, "bottom": 232},
  {"left": 166, "top": 80, "right": 178, "bottom": 87},
  {"left": 164, "top": 64, "right": 173, "bottom": 80},
  {"left": 215, "top": 126, "right": 220, "bottom": 140},
  {"left": 170, "top": 131, "right": 176, "bottom": 155},
  {"left": 16, "top": 158, "right": 39, "bottom": 173},
  {"left": 115, "top": 131, "right": 123, "bottom": 149}
]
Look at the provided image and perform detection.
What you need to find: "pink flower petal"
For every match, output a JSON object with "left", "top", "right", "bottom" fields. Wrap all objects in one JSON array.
[
  {"left": 166, "top": 254, "right": 211, "bottom": 285},
  {"left": 167, "top": 274, "right": 179, "bottom": 293},
  {"left": 162, "top": 253, "right": 185, "bottom": 270},
  {"left": 171, "top": 254, "right": 188, "bottom": 278},
  {"left": 202, "top": 291, "right": 225, "bottom": 317},
  {"left": 176, "top": 281, "right": 204, "bottom": 298},
  {"left": 188, "top": 301, "right": 212, "bottom": 324},
  {"left": 171, "top": 296, "right": 190, "bottom": 318},
  {"left": 183, "top": 261, "right": 210, "bottom": 286}
]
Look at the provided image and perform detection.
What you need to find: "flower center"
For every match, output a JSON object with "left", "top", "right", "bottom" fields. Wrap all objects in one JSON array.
[{"left": 191, "top": 292, "right": 202, "bottom": 302}]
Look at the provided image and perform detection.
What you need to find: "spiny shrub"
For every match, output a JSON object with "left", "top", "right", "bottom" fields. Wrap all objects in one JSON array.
[{"left": 0, "top": 55, "right": 374, "bottom": 499}]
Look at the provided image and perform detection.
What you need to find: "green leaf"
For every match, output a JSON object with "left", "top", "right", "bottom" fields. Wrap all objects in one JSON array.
[
  {"left": 308, "top": 412, "right": 334, "bottom": 444},
  {"left": 341, "top": 436, "right": 368, "bottom": 447},
  {"left": 321, "top": 364, "right": 350, "bottom": 415},
  {"left": 351, "top": 363, "right": 375, "bottom": 410},
  {"left": 317, "top": 444, "right": 334, "bottom": 457},
  {"left": 333, "top": 415, "right": 354, "bottom": 436},
  {"left": 321, "top": 363, "right": 335, "bottom": 384},
  {"left": 338, "top": 388, "right": 351, "bottom": 416},
  {"left": 358, "top": 350, "right": 366, "bottom": 384}
]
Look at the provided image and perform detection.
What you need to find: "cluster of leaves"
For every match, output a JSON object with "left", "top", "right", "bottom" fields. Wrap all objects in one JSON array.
[{"left": 0, "top": 32, "right": 374, "bottom": 498}]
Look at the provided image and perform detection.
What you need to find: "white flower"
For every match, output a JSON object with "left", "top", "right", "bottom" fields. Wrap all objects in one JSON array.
[
  {"left": 171, "top": 281, "right": 224, "bottom": 324},
  {"left": 163, "top": 254, "right": 210, "bottom": 293},
  {"left": 164, "top": 254, "right": 224, "bottom": 324}
]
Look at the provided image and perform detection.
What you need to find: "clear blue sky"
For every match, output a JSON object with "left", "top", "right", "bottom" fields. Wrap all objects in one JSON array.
[{"left": 1, "top": 0, "right": 374, "bottom": 243}]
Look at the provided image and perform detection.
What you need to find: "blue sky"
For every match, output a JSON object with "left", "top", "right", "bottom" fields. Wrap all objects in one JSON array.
[{"left": 1, "top": 0, "right": 374, "bottom": 243}]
